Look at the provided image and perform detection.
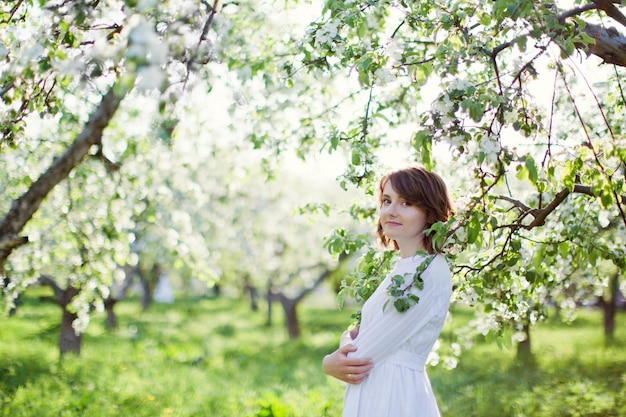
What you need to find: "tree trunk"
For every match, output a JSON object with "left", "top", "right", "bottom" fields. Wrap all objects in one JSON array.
[
  {"left": 516, "top": 322, "right": 532, "bottom": 363},
  {"left": 60, "top": 308, "right": 82, "bottom": 355},
  {"left": 245, "top": 283, "right": 259, "bottom": 311},
  {"left": 266, "top": 281, "right": 274, "bottom": 326},
  {"left": 279, "top": 296, "right": 300, "bottom": 340},
  {"left": 39, "top": 275, "right": 83, "bottom": 356},
  {"left": 104, "top": 298, "right": 118, "bottom": 329},
  {"left": 603, "top": 272, "right": 619, "bottom": 344},
  {"left": 138, "top": 265, "right": 157, "bottom": 311},
  {"left": 267, "top": 254, "right": 348, "bottom": 339},
  {"left": 103, "top": 264, "right": 138, "bottom": 330}
]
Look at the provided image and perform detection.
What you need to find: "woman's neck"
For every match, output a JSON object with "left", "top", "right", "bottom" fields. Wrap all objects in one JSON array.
[{"left": 397, "top": 237, "right": 426, "bottom": 258}]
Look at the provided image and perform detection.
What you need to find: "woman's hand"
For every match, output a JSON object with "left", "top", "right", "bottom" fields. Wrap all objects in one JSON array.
[{"left": 322, "top": 344, "right": 373, "bottom": 384}]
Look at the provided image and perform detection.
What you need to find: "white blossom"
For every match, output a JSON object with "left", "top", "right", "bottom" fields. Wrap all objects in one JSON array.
[
  {"left": 426, "top": 350, "right": 440, "bottom": 366},
  {"left": 503, "top": 109, "right": 517, "bottom": 124},
  {"left": 443, "top": 356, "right": 458, "bottom": 370},
  {"left": 233, "top": 91, "right": 247, "bottom": 106},
  {"left": 137, "top": 0, "right": 158, "bottom": 11},
  {"left": 431, "top": 94, "right": 453, "bottom": 115},
  {"left": 365, "top": 12, "right": 378, "bottom": 29},
  {"left": 19, "top": 43, "right": 45, "bottom": 64},
  {"left": 448, "top": 77, "right": 472, "bottom": 93},
  {"left": 126, "top": 17, "right": 168, "bottom": 66},
  {"left": 136, "top": 65, "right": 166, "bottom": 90},
  {"left": 447, "top": 134, "right": 466, "bottom": 149},
  {"left": 478, "top": 133, "right": 501, "bottom": 156},
  {"left": 598, "top": 210, "right": 611, "bottom": 227},
  {"left": 385, "top": 38, "right": 404, "bottom": 65},
  {"left": 314, "top": 20, "right": 340, "bottom": 48},
  {"left": 374, "top": 67, "right": 396, "bottom": 85},
  {"left": 512, "top": 331, "right": 527, "bottom": 343},
  {"left": 53, "top": 57, "right": 85, "bottom": 78}
]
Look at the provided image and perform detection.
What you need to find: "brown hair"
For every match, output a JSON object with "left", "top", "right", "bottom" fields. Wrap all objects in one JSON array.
[{"left": 376, "top": 166, "right": 453, "bottom": 254}]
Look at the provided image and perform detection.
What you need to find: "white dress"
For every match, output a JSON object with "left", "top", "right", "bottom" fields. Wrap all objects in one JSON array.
[{"left": 343, "top": 254, "right": 452, "bottom": 417}]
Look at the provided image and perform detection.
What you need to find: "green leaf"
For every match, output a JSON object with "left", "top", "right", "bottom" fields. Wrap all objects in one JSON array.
[
  {"left": 358, "top": 70, "right": 370, "bottom": 86},
  {"left": 412, "top": 130, "right": 433, "bottom": 170},
  {"left": 600, "top": 186, "right": 613, "bottom": 208},
  {"left": 467, "top": 215, "right": 481, "bottom": 244},
  {"left": 525, "top": 156, "right": 538, "bottom": 185},
  {"left": 469, "top": 102, "right": 484, "bottom": 122}
]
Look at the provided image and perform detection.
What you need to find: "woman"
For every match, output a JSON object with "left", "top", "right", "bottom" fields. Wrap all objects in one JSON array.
[{"left": 323, "top": 166, "right": 454, "bottom": 417}]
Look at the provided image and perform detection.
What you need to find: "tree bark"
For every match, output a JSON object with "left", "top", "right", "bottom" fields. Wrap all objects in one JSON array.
[
  {"left": 267, "top": 257, "right": 347, "bottom": 339},
  {"left": 245, "top": 283, "right": 259, "bottom": 311},
  {"left": 583, "top": 23, "right": 626, "bottom": 67},
  {"left": 138, "top": 263, "right": 161, "bottom": 311},
  {"left": 102, "top": 264, "right": 139, "bottom": 329},
  {"left": 60, "top": 307, "right": 82, "bottom": 355},
  {"left": 266, "top": 280, "right": 275, "bottom": 326},
  {"left": 104, "top": 298, "right": 118, "bottom": 330},
  {"left": 39, "top": 275, "right": 82, "bottom": 356},
  {"left": 516, "top": 322, "right": 532, "bottom": 363},
  {"left": 602, "top": 272, "right": 619, "bottom": 344},
  {"left": 278, "top": 295, "right": 300, "bottom": 340}
]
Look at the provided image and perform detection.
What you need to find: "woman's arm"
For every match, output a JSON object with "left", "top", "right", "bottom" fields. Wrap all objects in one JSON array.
[
  {"left": 350, "top": 257, "right": 452, "bottom": 364},
  {"left": 323, "top": 344, "right": 373, "bottom": 384}
]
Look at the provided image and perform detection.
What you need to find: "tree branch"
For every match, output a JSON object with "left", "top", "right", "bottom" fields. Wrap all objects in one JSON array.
[
  {"left": 483, "top": 3, "right": 626, "bottom": 68},
  {"left": 497, "top": 184, "right": 624, "bottom": 230},
  {"left": 0, "top": 235, "right": 28, "bottom": 252},
  {"left": 39, "top": 274, "right": 80, "bottom": 307},
  {"left": 38, "top": 274, "right": 64, "bottom": 301},
  {"left": 0, "top": 84, "right": 126, "bottom": 264},
  {"left": 583, "top": 23, "right": 626, "bottom": 66},
  {"left": 591, "top": 0, "right": 626, "bottom": 29}
]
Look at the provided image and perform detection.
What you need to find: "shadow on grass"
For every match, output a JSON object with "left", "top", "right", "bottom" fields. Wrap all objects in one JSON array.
[
  {"left": 0, "top": 352, "right": 54, "bottom": 397},
  {"left": 432, "top": 339, "right": 626, "bottom": 417}
]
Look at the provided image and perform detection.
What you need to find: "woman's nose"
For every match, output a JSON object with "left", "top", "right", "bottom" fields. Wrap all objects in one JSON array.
[{"left": 386, "top": 203, "right": 398, "bottom": 216}]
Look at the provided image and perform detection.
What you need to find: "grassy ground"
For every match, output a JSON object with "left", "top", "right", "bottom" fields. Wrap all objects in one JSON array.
[{"left": 0, "top": 289, "right": 625, "bottom": 416}]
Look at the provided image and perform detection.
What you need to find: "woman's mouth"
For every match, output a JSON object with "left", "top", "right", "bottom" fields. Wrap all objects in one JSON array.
[{"left": 385, "top": 221, "right": 401, "bottom": 227}]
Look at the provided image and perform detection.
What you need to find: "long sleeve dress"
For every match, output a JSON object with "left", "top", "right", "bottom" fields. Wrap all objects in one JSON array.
[{"left": 343, "top": 253, "right": 452, "bottom": 417}]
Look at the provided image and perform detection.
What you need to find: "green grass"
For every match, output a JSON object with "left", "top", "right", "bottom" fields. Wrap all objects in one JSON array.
[{"left": 1, "top": 290, "right": 625, "bottom": 416}]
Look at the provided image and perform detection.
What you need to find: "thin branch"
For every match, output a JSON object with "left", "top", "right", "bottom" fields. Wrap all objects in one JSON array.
[
  {"left": 390, "top": 19, "right": 405, "bottom": 39},
  {"left": 543, "top": 66, "right": 559, "bottom": 168},
  {"left": 557, "top": 4, "right": 598, "bottom": 22},
  {"left": 569, "top": 57, "right": 615, "bottom": 141},
  {"left": 9, "top": 0, "right": 24, "bottom": 21},
  {"left": 183, "top": 2, "right": 219, "bottom": 90},
  {"left": 294, "top": 268, "right": 333, "bottom": 303},
  {"left": 38, "top": 274, "right": 80, "bottom": 306},
  {"left": 362, "top": 87, "right": 374, "bottom": 142},
  {"left": 38, "top": 274, "right": 64, "bottom": 301},
  {"left": 0, "top": 82, "right": 15, "bottom": 99},
  {"left": 614, "top": 64, "right": 626, "bottom": 104}
]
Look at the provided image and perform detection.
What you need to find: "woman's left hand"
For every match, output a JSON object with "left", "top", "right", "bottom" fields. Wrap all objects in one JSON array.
[{"left": 322, "top": 344, "right": 373, "bottom": 384}]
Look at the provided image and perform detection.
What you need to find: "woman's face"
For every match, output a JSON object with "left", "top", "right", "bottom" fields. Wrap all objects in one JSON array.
[{"left": 379, "top": 181, "right": 427, "bottom": 255}]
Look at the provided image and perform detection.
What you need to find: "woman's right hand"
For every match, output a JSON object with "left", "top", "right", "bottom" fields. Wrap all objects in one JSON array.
[{"left": 322, "top": 344, "right": 373, "bottom": 384}]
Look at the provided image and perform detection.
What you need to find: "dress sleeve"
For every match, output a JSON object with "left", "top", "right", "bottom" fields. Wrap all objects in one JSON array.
[{"left": 349, "top": 255, "right": 452, "bottom": 365}]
